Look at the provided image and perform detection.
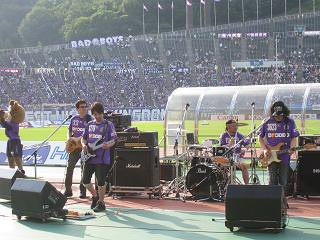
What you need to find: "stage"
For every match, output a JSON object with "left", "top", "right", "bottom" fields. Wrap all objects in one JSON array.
[{"left": 0, "top": 166, "right": 320, "bottom": 240}]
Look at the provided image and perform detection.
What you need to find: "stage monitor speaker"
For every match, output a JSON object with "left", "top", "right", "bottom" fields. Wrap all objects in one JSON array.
[
  {"left": 297, "top": 150, "right": 320, "bottom": 196},
  {"left": 225, "top": 185, "right": 286, "bottom": 231},
  {"left": 11, "top": 178, "right": 66, "bottom": 220},
  {"left": 114, "top": 147, "right": 160, "bottom": 187},
  {"left": 0, "top": 168, "right": 24, "bottom": 200}
]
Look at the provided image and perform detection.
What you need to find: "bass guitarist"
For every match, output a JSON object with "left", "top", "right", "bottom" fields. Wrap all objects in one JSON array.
[
  {"left": 64, "top": 100, "right": 92, "bottom": 198},
  {"left": 259, "top": 101, "right": 300, "bottom": 187},
  {"left": 81, "top": 102, "right": 117, "bottom": 212}
]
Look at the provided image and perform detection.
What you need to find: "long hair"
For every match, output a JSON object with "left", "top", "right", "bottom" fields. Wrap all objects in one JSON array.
[{"left": 269, "top": 101, "right": 290, "bottom": 117}]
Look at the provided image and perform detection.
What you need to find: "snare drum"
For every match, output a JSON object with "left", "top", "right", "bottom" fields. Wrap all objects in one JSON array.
[
  {"left": 211, "top": 146, "right": 227, "bottom": 156},
  {"left": 212, "top": 156, "right": 230, "bottom": 166}
]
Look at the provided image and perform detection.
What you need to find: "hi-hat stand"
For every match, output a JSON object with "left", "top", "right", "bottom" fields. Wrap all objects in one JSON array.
[{"left": 163, "top": 103, "right": 190, "bottom": 202}]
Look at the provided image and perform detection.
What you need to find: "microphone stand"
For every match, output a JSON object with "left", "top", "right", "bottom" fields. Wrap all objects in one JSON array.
[
  {"left": 249, "top": 102, "right": 260, "bottom": 184},
  {"left": 26, "top": 115, "right": 72, "bottom": 179}
]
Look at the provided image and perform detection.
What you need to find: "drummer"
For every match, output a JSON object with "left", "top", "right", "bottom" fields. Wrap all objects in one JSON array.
[{"left": 219, "top": 119, "right": 250, "bottom": 184}]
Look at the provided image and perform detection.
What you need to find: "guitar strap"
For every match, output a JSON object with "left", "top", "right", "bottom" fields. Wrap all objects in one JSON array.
[{"left": 99, "top": 120, "right": 109, "bottom": 163}]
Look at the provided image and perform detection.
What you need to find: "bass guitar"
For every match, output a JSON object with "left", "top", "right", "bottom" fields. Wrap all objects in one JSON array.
[{"left": 81, "top": 138, "right": 115, "bottom": 163}]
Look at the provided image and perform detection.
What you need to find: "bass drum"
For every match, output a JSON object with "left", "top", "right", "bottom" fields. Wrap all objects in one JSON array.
[{"left": 186, "top": 164, "right": 227, "bottom": 197}]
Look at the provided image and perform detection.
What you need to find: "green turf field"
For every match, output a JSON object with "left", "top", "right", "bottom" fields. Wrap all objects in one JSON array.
[{"left": 0, "top": 120, "right": 319, "bottom": 145}]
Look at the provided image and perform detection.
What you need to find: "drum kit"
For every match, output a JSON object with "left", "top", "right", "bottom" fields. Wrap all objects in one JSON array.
[{"left": 163, "top": 141, "right": 241, "bottom": 201}]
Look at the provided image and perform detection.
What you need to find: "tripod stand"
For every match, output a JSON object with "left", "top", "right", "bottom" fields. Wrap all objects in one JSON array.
[{"left": 249, "top": 102, "right": 260, "bottom": 184}]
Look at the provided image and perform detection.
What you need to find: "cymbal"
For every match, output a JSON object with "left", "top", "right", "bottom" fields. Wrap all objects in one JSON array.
[
  {"left": 237, "top": 122, "right": 249, "bottom": 127},
  {"left": 188, "top": 144, "right": 208, "bottom": 150}
]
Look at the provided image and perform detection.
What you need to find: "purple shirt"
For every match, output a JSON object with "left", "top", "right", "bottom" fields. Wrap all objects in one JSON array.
[
  {"left": 220, "top": 131, "right": 249, "bottom": 154},
  {"left": 82, "top": 119, "right": 117, "bottom": 165},
  {"left": 259, "top": 117, "right": 300, "bottom": 165},
  {"left": 0, "top": 120, "right": 20, "bottom": 140},
  {"left": 69, "top": 115, "right": 91, "bottom": 138}
]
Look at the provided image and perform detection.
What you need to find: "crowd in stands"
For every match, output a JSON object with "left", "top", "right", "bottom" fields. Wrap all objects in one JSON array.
[{"left": 0, "top": 32, "right": 320, "bottom": 109}]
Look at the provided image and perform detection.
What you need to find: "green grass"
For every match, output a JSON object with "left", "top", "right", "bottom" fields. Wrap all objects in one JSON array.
[{"left": 0, "top": 120, "right": 319, "bottom": 144}]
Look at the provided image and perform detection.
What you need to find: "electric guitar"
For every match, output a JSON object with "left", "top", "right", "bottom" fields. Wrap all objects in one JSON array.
[
  {"left": 65, "top": 137, "right": 82, "bottom": 153},
  {"left": 80, "top": 138, "right": 115, "bottom": 163},
  {"left": 259, "top": 143, "right": 316, "bottom": 167}
]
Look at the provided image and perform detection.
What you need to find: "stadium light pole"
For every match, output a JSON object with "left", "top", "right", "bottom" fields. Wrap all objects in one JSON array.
[
  {"left": 200, "top": 1, "right": 202, "bottom": 28},
  {"left": 284, "top": 0, "right": 287, "bottom": 17},
  {"left": 256, "top": 0, "right": 259, "bottom": 21},
  {"left": 214, "top": 0, "right": 217, "bottom": 27},
  {"left": 270, "top": 0, "right": 273, "bottom": 19},
  {"left": 241, "top": 0, "right": 244, "bottom": 24},
  {"left": 299, "top": 0, "right": 301, "bottom": 15},
  {"left": 227, "top": 0, "right": 230, "bottom": 24}
]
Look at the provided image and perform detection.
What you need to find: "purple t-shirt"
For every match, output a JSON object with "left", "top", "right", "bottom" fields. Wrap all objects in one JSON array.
[
  {"left": 259, "top": 117, "right": 300, "bottom": 165},
  {"left": 220, "top": 132, "right": 249, "bottom": 154},
  {"left": 69, "top": 115, "right": 91, "bottom": 138},
  {"left": 82, "top": 119, "right": 117, "bottom": 165},
  {"left": 0, "top": 120, "right": 20, "bottom": 140}
]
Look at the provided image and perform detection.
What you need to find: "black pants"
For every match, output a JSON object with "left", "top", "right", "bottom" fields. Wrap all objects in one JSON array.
[
  {"left": 64, "top": 149, "right": 86, "bottom": 195},
  {"left": 82, "top": 163, "right": 110, "bottom": 187}
]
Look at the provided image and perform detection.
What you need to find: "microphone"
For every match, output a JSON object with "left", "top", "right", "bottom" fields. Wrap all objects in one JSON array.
[
  {"left": 66, "top": 115, "right": 73, "bottom": 120},
  {"left": 251, "top": 102, "right": 255, "bottom": 106},
  {"left": 185, "top": 103, "right": 190, "bottom": 110}
]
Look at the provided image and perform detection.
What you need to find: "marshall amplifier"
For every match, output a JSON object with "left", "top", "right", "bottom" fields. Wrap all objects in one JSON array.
[
  {"left": 113, "top": 147, "right": 160, "bottom": 187},
  {"left": 104, "top": 114, "right": 131, "bottom": 131},
  {"left": 116, "top": 132, "right": 158, "bottom": 148},
  {"left": 298, "top": 135, "right": 320, "bottom": 147}
]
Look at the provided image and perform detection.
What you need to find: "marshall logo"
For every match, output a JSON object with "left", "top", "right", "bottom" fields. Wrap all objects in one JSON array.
[
  {"left": 197, "top": 167, "right": 206, "bottom": 174},
  {"left": 313, "top": 169, "right": 320, "bottom": 174},
  {"left": 126, "top": 163, "right": 141, "bottom": 169}
]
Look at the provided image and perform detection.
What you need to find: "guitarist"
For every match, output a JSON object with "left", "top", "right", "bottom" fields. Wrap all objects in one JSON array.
[
  {"left": 64, "top": 100, "right": 92, "bottom": 198},
  {"left": 81, "top": 102, "right": 117, "bottom": 212},
  {"left": 259, "top": 101, "right": 300, "bottom": 187}
]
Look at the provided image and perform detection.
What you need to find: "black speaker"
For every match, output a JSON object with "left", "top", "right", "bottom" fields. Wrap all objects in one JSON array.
[
  {"left": 0, "top": 168, "right": 24, "bottom": 200},
  {"left": 297, "top": 150, "right": 320, "bottom": 196},
  {"left": 114, "top": 147, "right": 160, "bottom": 187},
  {"left": 225, "top": 185, "right": 286, "bottom": 231},
  {"left": 11, "top": 178, "right": 66, "bottom": 221}
]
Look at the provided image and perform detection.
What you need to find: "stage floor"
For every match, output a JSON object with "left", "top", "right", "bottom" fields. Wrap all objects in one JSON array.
[{"left": 0, "top": 166, "right": 320, "bottom": 240}]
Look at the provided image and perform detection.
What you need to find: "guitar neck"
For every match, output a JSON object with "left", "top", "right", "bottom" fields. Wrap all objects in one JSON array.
[{"left": 90, "top": 139, "right": 114, "bottom": 151}]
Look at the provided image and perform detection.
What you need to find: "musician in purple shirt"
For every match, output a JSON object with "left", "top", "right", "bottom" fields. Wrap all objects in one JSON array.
[
  {"left": 0, "top": 107, "right": 24, "bottom": 174},
  {"left": 259, "top": 101, "right": 300, "bottom": 187},
  {"left": 220, "top": 119, "right": 250, "bottom": 184},
  {"left": 81, "top": 102, "right": 117, "bottom": 212},
  {"left": 64, "top": 100, "right": 92, "bottom": 198}
]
